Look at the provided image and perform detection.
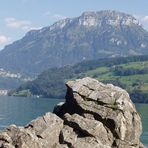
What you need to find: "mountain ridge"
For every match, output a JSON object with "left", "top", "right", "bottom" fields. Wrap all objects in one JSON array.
[
  {"left": 11, "top": 55, "right": 148, "bottom": 103},
  {"left": 0, "top": 10, "right": 148, "bottom": 75}
]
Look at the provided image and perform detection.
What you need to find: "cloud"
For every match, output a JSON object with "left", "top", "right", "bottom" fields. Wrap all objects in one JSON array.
[
  {"left": 4, "top": 17, "right": 32, "bottom": 30},
  {"left": 140, "top": 16, "right": 148, "bottom": 30},
  {"left": 52, "top": 14, "right": 66, "bottom": 20},
  {"left": 142, "top": 16, "right": 148, "bottom": 22},
  {"left": 29, "top": 27, "right": 42, "bottom": 30},
  {"left": 0, "top": 35, "right": 9, "bottom": 45},
  {"left": 43, "top": 12, "right": 66, "bottom": 20},
  {"left": 134, "top": 15, "right": 148, "bottom": 30}
]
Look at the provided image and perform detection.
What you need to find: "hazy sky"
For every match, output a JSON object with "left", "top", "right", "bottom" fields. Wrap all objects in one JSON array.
[{"left": 0, "top": 0, "right": 148, "bottom": 49}]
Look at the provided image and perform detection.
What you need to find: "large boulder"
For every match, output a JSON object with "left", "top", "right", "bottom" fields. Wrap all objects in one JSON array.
[
  {"left": 0, "top": 113, "right": 63, "bottom": 148},
  {"left": 0, "top": 77, "right": 144, "bottom": 148},
  {"left": 57, "top": 77, "right": 143, "bottom": 148}
]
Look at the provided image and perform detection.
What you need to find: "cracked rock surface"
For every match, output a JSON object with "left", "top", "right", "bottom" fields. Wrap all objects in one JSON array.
[{"left": 0, "top": 77, "right": 144, "bottom": 148}]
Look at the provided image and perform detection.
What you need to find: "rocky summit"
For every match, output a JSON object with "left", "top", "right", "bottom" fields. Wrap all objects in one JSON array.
[{"left": 0, "top": 77, "right": 144, "bottom": 148}]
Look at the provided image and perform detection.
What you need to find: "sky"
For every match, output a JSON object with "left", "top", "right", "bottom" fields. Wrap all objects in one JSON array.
[{"left": 0, "top": 0, "right": 148, "bottom": 50}]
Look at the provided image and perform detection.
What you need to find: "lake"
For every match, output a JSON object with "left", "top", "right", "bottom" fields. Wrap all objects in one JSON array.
[
  {"left": 0, "top": 96, "right": 147, "bottom": 146},
  {"left": 135, "top": 104, "right": 148, "bottom": 147},
  {"left": 0, "top": 96, "right": 64, "bottom": 129}
]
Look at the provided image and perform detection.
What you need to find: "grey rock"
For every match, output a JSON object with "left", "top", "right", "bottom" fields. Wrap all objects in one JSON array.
[
  {"left": 0, "top": 132, "right": 12, "bottom": 143},
  {"left": 60, "top": 125, "right": 77, "bottom": 147},
  {"left": 26, "top": 112, "right": 63, "bottom": 140},
  {"left": 0, "top": 77, "right": 143, "bottom": 148},
  {"left": 65, "top": 77, "right": 143, "bottom": 147},
  {"left": 0, "top": 112, "right": 63, "bottom": 148},
  {"left": 64, "top": 113, "right": 113, "bottom": 146},
  {"left": 53, "top": 102, "right": 66, "bottom": 117},
  {"left": 73, "top": 137, "right": 111, "bottom": 148},
  {"left": 54, "top": 143, "right": 69, "bottom": 148},
  {"left": 1, "top": 143, "right": 15, "bottom": 148}
]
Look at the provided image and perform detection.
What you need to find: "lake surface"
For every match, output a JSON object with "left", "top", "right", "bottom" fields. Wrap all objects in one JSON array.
[
  {"left": 0, "top": 96, "right": 147, "bottom": 146},
  {"left": 0, "top": 96, "right": 64, "bottom": 129},
  {"left": 135, "top": 104, "right": 148, "bottom": 147}
]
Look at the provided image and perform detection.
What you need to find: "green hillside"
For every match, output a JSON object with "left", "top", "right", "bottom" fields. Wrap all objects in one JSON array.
[{"left": 11, "top": 55, "right": 148, "bottom": 103}]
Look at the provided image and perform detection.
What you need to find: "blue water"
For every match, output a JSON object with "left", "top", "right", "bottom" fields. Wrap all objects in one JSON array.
[
  {"left": 0, "top": 96, "right": 64, "bottom": 128},
  {"left": 0, "top": 96, "right": 147, "bottom": 146},
  {"left": 135, "top": 104, "right": 148, "bottom": 147}
]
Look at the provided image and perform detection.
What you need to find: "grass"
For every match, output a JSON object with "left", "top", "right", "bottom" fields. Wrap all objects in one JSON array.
[
  {"left": 120, "top": 61, "right": 148, "bottom": 70},
  {"left": 14, "top": 55, "right": 148, "bottom": 102},
  {"left": 65, "top": 60, "right": 148, "bottom": 102},
  {"left": 79, "top": 61, "right": 148, "bottom": 100}
]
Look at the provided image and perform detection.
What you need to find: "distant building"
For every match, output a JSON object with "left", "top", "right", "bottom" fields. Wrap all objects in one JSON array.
[{"left": 0, "top": 89, "right": 8, "bottom": 96}]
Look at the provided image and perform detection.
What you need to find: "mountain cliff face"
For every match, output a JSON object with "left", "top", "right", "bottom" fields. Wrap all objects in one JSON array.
[{"left": 0, "top": 10, "right": 148, "bottom": 75}]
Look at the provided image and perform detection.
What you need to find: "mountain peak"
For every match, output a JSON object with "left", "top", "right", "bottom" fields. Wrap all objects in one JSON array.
[
  {"left": 0, "top": 10, "right": 147, "bottom": 75},
  {"left": 27, "top": 10, "right": 141, "bottom": 34},
  {"left": 79, "top": 11, "right": 98, "bottom": 27},
  {"left": 79, "top": 10, "right": 140, "bottom": 27},
  {"left": 81, "top": 11, "right": 96, "bottom": 16}
]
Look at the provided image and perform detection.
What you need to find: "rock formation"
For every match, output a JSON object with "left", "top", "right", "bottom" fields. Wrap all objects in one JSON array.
[{"left": 0, "top": 77, "right": 144, "bottom": 148}]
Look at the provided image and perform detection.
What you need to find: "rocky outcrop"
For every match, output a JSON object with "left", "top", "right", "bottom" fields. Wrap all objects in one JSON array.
[
  {"left": 0, "top": 113, "right": 64, "bottom": 148},
  {"left": 0, "top": 77, "right": 144, "bottom": 148}
]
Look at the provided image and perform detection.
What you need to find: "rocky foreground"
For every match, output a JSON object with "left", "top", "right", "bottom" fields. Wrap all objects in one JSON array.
[{"left": 0, "top": 77, "right": 144, "bottom": 148}]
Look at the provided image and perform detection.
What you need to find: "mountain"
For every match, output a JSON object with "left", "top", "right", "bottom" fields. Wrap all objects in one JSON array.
[
  {"left": 0, "top": 10, "right": 148, "bottom": 75},
  {"left": 11, "top": 55, "right": 148, "bottom": 103}
]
